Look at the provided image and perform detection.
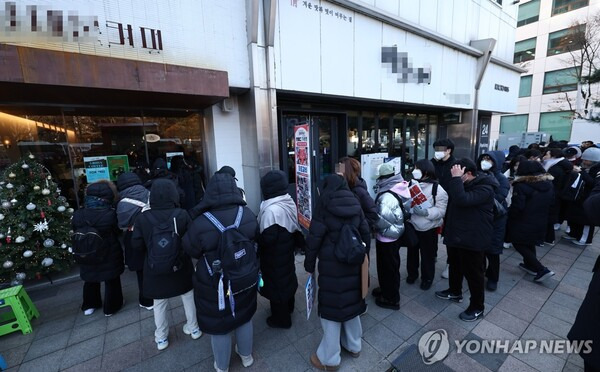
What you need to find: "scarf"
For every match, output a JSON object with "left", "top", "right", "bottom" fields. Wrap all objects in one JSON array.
[
  {"left": 84, "top": 195, "right": 112, "bottom": 209},
  {"left": 543, "top": 157, "right": 564, "bottom": 171},
  {"left": 258, "top": 194, "right": 300, "bottom": 234}
]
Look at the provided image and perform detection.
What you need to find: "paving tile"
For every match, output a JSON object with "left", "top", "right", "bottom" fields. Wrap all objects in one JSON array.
[
  {"left": 68, "top": 317, "right": 107, "bottom": 345},
  {"left": 521, "top": 324, "right": 569, "bottom": 361},
  {"left": 532, "top": 311, "right": 573, "bottom": 338},
  {"left": 498, "top": 355, "right": 538, "bottom": 372},
  {"left": 106, "top": 307, "right": 140, "bottom": 332},
  {"left": 513, "top": 347, "right": 566, "bottom": 371},
  {"left": 61, "top": 355, "right": 102, "bottom": 372},
  {"left": 60, "top": 335, "right": 104, "bottom": 370},
  {"left": 33, "top": 316, "right": 75, "bottom": 341},
  {"left": 0, "top": 331, "right": 35, "bottom": 352},
  {"left": 103, "top": 322, "right": 141, "bottom": 353},
  {"left": 460, "top": 332, "right": 509, "bottom": 371},
  {"left": 2, "top": 344, "right": 29, "bottom": 368},
  {"left": 23, "top": 329, "right": 70, "bottom": 362},
  {"left": 495, "top": 296, "right": 540, "bottom": 323},
  {"left": 381, "top": 311, "right": 422, "bottom": 340},
  {"left": 412, "top": 291, "right": 452, "bottom": 313},
  {"left": 567, "top": 352, "right": 585, "bottom": 369},
  {"left": 472, "top": 320, "right": 518, "bottom": 342},
  {"left": 100, "top": 340, "right": 141, "bottom": 372},
  {"left": 505, "top": 280, "right": 553, "bottom": 309},
  {"left": 343, "top": 339, "right": 384, "bottom": 371},
  {"left": 540, "top": 301, "right": 578, "bottom": 323},
  {"left": 556, "top": 282, "right": 588, "bottom": 300},
  {"left": 443, "top": 349, "right": 491, "bottom": 371},
  {"left": 262, "top": 344, "right": 307, "bottom": 372},
  {"left": 399, "top": 299, "right": 438, "bottom": 326},
  {"left": 253, "top": 326, "right": 292, "bottom": 359},
  {"left": 548, "top": 291, "right": 584, "bottom": 312},
  {"left": 563, "top": 361, "right": 585, "bottom": 372},
  {"left": 484, "top": 307, "right": 530, "bottom": 337},
  {"left": 363, "top": 323, "right": 404, "bottom": 357},
  {"left": 17, "top": 349, "right": 64, "bottom": 372},
  {"left": 292, "top": 331, "right": 324, "bottom": 365},
  {"left": 438, "top": 303, "right": 479, "bottom": 331}
]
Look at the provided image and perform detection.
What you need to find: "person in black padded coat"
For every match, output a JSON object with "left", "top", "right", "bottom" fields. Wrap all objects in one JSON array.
[
  {"left": 72, "top": 180, "right": 124, "bottom": 317},
  {"left": 131, "top": 179, "right": 200, "bottom": 351},
  {"left": 182, "top": 173, "right": 259, "bottom": 372},
  {"left": 338, "top": 156, "right": 378, "bottom": 230},
  {"left": 257, "top": 170, "right": 300, "bottom": 329},
  {"left": 304, "top": 175, "right": 371, "bottom": 371}
]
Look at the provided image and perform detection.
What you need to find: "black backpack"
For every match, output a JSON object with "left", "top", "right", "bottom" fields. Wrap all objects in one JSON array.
[
  {"left": 145, "top": 211, "right": 183, "bottom": 274},
  {"left": 334, "top": 222, "right": 366, "bottom": 265},
  {"left": 71, "top": 216, "right": 108, "bottom": 265},
  {"left": 561, "top": 171, "right": 585, "bottom": 202},
  {"left": 203, "top": 206, "right": 259, "bottom": 299}
]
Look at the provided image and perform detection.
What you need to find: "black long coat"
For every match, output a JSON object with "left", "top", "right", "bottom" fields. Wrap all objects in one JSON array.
[
  {"left": 350, "top": 178, "right": 379, "bottom": 230},
  {"left": 257, "top": 225, "right": 298, "bottom": 302},
  {"left": 506, "top": 174, "right": 554, "bottom": 245},
  {"left": 72, "top": 208, "right": 124, "bottom": 283},
  {"left": 304, "top": 176, "right": 371, "bottom": 322},
  {"left": 547, "top": 159, "right": 573, "bottom": 222},
  {"left": 131, "top": 179, "right": 193, "bottom": 299},
  {"left": 182, "top": 173, "right": 259, "bottom": 335},
  {"left": 443, "top": 174, "right": 496, "bottom": 251}
]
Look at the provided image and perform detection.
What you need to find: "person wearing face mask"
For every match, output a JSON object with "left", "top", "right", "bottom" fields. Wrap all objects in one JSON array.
[
  {"left": 435, "top": 159, "right": 496, "bottom": 322},
  {"left": 406, "top": 160, "right": 448, "bottom": 290},
  {"left": 476, "top": 152, "right": 509, "bottom": 292},
  {"left": 542, "top": 148, "right": 573, "bottom": 242},
  {"left": 565, "top": 147, "right": 600, "bottom": 246},
  {"left": 430, "top": 138, "right": 456, "bottom": 279}
]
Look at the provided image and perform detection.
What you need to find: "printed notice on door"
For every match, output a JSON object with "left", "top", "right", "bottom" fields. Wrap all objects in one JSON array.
[{"left": 295, "top": 124, "right": 312, "bottom": 229}]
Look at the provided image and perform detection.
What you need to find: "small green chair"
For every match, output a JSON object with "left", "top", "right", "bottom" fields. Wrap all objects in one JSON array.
[{"left": 0, "top": 285, "right": 40, "bottom": 336}]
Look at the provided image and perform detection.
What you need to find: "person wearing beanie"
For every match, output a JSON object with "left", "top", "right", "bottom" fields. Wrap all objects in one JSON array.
[
  {"left": 257, "top": 170, "right": 301, "bottom": 329},
  {"left": 435, "top": 158, "right": 496, "bottom": 322},
  {"left": 215, "top": 165, "right": 246, "bottom": 202},
  {"left": 506, "top": 161, "right": 555, "bottom": 282},
  {"left": 72, "top": 180, "right": 125, "bottom": 317},
  {"left": 406, "top": 159, "right": 448, "bottom": 290},
  {"left": 565, "top": 147, "right": 600, "bottom": 246},
  {"left": 116, "top": 172, "right": 153, "bottom": 311},
  {"left": 371, "top": 162, "right": 407, "bottom": 310},
  {"left": 541, "top": 148, "right": 573, "bottom": 240},
  {"left": 564, "top": 146, "right": 582, "bottom": 166}
]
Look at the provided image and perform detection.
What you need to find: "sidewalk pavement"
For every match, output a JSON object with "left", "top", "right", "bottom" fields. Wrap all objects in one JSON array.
[{"left": 0, "top": 228, "right": 596, "bottom": 372}]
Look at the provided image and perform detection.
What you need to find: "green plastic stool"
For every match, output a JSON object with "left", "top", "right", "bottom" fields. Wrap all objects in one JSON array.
[{"left": 0, "top": 285, "right": 40, "bottom": 336}]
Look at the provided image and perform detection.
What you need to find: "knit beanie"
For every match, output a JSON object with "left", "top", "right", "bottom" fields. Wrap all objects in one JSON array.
[
  {"left": 86, "top": 181, "right": 116, "bottom": 203},
  {"left": 260, "top": 170, "right": 289, "bottom": 199},
  {"left": 116, "top": 172, "right": 142, "bottom": 191},
  {"left": 516, "top": 160, "right": 546, "bottom": 176},
  {"left": 582, "top": 147, "right": 600, "bottom": 162}
]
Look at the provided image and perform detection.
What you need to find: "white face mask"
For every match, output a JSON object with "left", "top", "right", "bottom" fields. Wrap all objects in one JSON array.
[
  {"left": 412, "top": 169, "right": 423, "bottom": 180},
  {"left": 434, "top": 151, "right": 446, "bottom": 160},
  {"left": 480, "top": 160, "right": 493, "bottom": 171}
]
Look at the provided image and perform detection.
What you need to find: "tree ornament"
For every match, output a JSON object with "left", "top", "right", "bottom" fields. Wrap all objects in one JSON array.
[
  {"left": 3, "top": 261, "right": 13, "bottom": 269},
  {"left": 33, "top": 220, "right": 49, "bottom": 233},
  {"left": 16, "top": 272, "right": 26, "bottom": 280},
  {"left": 0, "top": 213, "right": 4, "bottom": 220},
  {"left": 21, "top": 163, "right": 29, "bottom": 169},
  {"left": 11, "top": 279, "right": 21, "bottom": 286},
  {"left": 6, "top": 228, "right": 11, "bottom": 243},
  {"left": 0, "top": 233, "right": 4, "bottom": 239},
  {"left": 57, "top": 206, "right": 66, "bottom": 212},
  {"left": 29, "top": 154, "right": 35, "bottom": 159},
  {"left": 47, "top": 175, "right": 52, "bottom": 180},
  {"left": 8, "top": 172, "right": 15, "bottom": 178},
  {"left": 43, "top": 238, "right": 55, "bottom": 248},
  {"left": 26, "top": 203, "right": 36, "bottom": 211},
  {"left": 47, "top": 199, "right": 52, "bottom": 206},
  {"left": 40, "top": 210, "right": 45, "bottom": 219},
  {"left": 42, "top": 188, "right": 50, "bottom": 195},
  {"left": 67, "top": 208, "right": 74, "bottom": 214},
  {"left": 1, "top": 201, "right": 11, "bottom": 208},
  {"left": 23, "top": 250, "right": 33, "bottom": 258},
  {"left": 35, "top": 272, "right": 41, "bottom": 280},
  {"left": 33, "top": 185, "right": 40, "bottom": 191},
  {"left": 57, "top": 188, "right": 61, "bottom": 193},
  {"left": 6, "top": 183, "right": 13, "bottom": 189},
  {"left": 41, "top": 258, "right": 53, "bottom": 267},
  {"left": 15, "top": 236, "right": 25, "bottom": 243},
  {"left": 61, "top": 243, "right": 67, "bottom": 249},
  {"left": 10, "top": 198, "right": 17, "bottom": 205},
  {"left": 68, "top": 247, "right": 73, "bottom": 253}
]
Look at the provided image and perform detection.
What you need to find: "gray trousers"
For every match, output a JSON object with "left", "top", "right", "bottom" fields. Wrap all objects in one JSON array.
[
  {"left": 211, "top": 320, "right": 253, "bottom": 371},
  {"left": 317, "top": 316, "right": 362, "bottom": 366},
  {"left": 153, "top": 289, "right": 198, "bottom": 343}
]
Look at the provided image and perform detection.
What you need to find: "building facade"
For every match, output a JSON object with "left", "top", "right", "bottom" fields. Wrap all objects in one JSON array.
[
  {"left": 0, "top": 0, "right": 522, "bottom": 220},
  {"left": 492, "top": 0, "right": 600, "bottom": 146}
]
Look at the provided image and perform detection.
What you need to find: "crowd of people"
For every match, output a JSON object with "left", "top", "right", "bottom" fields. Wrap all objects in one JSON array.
[{"left": 70, "top": 137, "right": 600, "bottom": 371}]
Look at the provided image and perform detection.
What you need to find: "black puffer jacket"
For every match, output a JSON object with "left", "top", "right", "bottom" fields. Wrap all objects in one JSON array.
[
  {"left": 131, "top": 179, "right": 193, "bottom": 299},
  {"left": 477, "top": 151, "right": 510, "bottom": 255},
  {"left": 258, "top": 225, "right": 298, "bottom": 302},
  {"left": 116, "top": 173, "right": 149, "bottom": 271},
  {"left": 72, "top": 183, "right": 124, "bottom": 283},
  {"left": 568, "top": 256, "right": 600, "bottom": 369},
  {"left": 547, "top": 159, "right": 573, "bottom": 221},
  {"left": 567, "top": 163, "right": 600, "bottom": 225},
  {"left": 506, "top": 174, "right": 554, "bottom": 245},
  {"left": 304, "top": 175, "right": 371, "bottom": 322},
  {"left": 182, "top": 173, "right": 259, "bottom": 335},
  {"left": 432, "top": 155, "right": 457, "bottom": 191},
  {"left": 350, "top": 178, "right": 378, "bottom": 230},
  {"left": 443, "top": 174, "right": 497, "bottom": 251}
]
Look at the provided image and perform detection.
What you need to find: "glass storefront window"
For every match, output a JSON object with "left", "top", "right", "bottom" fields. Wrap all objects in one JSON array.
[
  {"left": 428, "top": 115, "right": 438, "bottom": 160},
  {"left": 361, "top": 112, "right": 376, "bottom": 154},
  {"left": 346, "top": 112, "right": 359, "bottom": 159},
  {"left": 378, "top": 114, "right": 390, "bottom": 153},
  {"left": 416, "top": 114, "right": 428, "bottom": 161},
  {"left": 390, "top": 113, "right": 405, "bottom": 159},
  {"left": 283, "top": 114, "right": 309, "bottom": 184},
  {"left": 405, "top": 114, "right": 417, "bottom": 173}
]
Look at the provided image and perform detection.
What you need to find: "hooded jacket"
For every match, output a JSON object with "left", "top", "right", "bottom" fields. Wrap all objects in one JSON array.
[
  {"left": 545, "top": 157, "right": 573, "bottom": 221},
  {"left": 506, "top": 174, "right": 554, "bottom": 245},
  {"left": 182, "top": 173, "right": 259, "bottom": 335},
  {"left": 116, "top": 177, "right": 149, "bottom": 271},
  {"left": 477, "top": 151, "right": 510, "bottom": 255},
  {"left": 130, "top": 179, "right": 193, "bottom": 299},
  {"left": 304, "top": 175, "right": 371, "bottom": 322},
  {"left": 432, "top": 155, "right": 457, "bottom": 191},
  {"left": 443, "top": 174, "right": 497, "bottom": 251},
  {"left": 374, "top": 174, "right": 406, "bottom": 242},
  {"left": 144, "top": 158, "right": 185, "bottom": 203},
  {"left": 72, "top": 182, "right": 124, "bottom": 283}
]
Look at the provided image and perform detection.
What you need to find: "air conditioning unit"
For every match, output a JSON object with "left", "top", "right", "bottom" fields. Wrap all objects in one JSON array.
[{"left": 220, "top": 98, "right": 235, "bottom": 112}]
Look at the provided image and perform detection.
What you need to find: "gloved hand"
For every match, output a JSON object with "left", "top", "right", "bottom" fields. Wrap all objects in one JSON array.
[{"left": 412, "top": 207, "right": 429, "bottom": 217}]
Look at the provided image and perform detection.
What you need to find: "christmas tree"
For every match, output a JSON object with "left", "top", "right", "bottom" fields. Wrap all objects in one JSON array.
[{"left": 0, "top": 154, "right": 74, "bottom": 287}]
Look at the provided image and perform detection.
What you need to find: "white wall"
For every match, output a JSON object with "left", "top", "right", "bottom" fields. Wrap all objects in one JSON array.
[
  {"left": 0, "top": 0, "right": 250, "bottom": 88},
  {"left": 275, "top": 0, "right": 520, "bottom": 113}
]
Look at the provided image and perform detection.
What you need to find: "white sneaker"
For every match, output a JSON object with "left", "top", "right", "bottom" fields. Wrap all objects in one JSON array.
[
  {"left": 553, "top": 223, "right": 561, "bottom": 231},
  {"left": 156, "top": 338, "right": 169, "bottom": 351},
  {"left": 503, "top": 242, "right": 513, "bottom": 249},
  {"left": 235, "top": 345, "right": 254, "bottom": 367},
  {"left": 573, "top": 240, "right": 589, "bottom": 246},
  {"left": 441, "top": 264, "right": 449, "bottom": 279},
  {"left": 139, "top": 304, "right": 153, "bottom": 311},
  {"left": 566, "top": 226, "right": 571, "bottom": 234},
  {"left": 214, "top": 361, "right": 229, "bottom": 372},
  {"left": 183, "top": 324, "right": 203, "bottom": 340},
  {"left": 83, "top": 308, "right": 95, "bottom": 316}
]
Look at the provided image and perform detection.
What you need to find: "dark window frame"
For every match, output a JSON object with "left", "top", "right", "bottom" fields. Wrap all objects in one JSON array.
[
  {"left": 547, "top": 24, "right": 586, "bottom": 56},
  {"left": 513, "top": 37, "right": 537, "bottom": 63},
  {"left": 517, "top": 0, "right": 540, "bottom": 27},
  {"left": 552, "top": 0, "right": 589, "bottom": 16},
  {"left": 543, "top": 67, "right": 580, "bottom": 94}
]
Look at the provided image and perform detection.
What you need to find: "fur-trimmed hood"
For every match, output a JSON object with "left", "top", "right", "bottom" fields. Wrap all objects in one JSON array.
[{"left": 513, "top": 173, "right": 554, "bottom": 184}]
